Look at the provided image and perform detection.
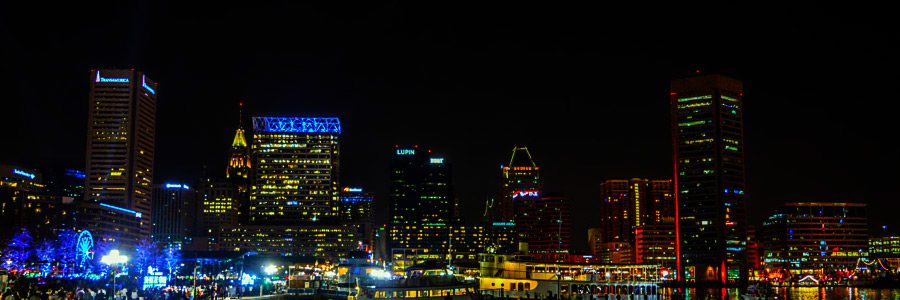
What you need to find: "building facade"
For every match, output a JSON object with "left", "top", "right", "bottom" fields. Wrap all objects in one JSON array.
[
  {"left": 499, "top": 147, "right": 541, "bottom": 223},
  {"left": 870, "top": 236, "right": 900, "bottom": 259},
  {"left": 389, "top": 145, "right": 455, "bottom": 254},
  {"left": 198, "top": 179, "right": 238, "bottom": 250},
  {"left": 218, "top": 225, "right": 355, "bottom": 258},
  {"left": 151, "top": 183, "right": 199, "bottom": 247},
  {"left": 598, "top": 179, "right": 673, "bottom": 263},
  {"left": 635, "top": 223, "right": 676, "bottom": 268},
  {"left": 760, "top": 202, "right": 868, "bottom": 279},
  {"left": 340, "top": 187, "right": 375, "bottom": 250},
  {"left": 249, "top": 117, "right": 341, "bottom": 224},
  {"left": 588, "top": 227, "right": 603, "bottom": 257},
  {"left": 514, "top": 196, "right": 571, "bottom": 261},
  {"left": 671, "top": 74, "right": 747, "bottom": 283},
  {"left": 80, "top": 69, "right": 157, "bottom": 246},
  {"left": 1, "top": 166, "right": 73, "bottom": 240}
]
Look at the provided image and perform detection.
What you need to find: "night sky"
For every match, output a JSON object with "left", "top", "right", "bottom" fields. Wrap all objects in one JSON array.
[{"left": 2, "top": 2, "right": 898, "bottom": 251}]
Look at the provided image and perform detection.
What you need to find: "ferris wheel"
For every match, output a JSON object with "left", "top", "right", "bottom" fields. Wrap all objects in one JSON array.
[{"left": 75, "top": 230, "right": 94, "bottom": 268}]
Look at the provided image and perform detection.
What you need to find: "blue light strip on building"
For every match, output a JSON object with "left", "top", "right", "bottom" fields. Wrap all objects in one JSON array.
[
  {"left": 165, "top": 183, "right": 189, "bottom": 189},
  {"left": 13, "top": 169, "right": 36, "bottom": 180},
  {"left": 142, "top": 75, "right": 156, "bottom": 94},
  {"left": 340, "top": 196, "right": 373, "bottom": 203},
  {"left": 252, "top": 117, "right": 341, "bottom": 134},
  {"left": 100, "top": 203, "right": 142, "bottom": 218},
  {"left": 65, "top": 169, "right": 86, "bottom": 179}
]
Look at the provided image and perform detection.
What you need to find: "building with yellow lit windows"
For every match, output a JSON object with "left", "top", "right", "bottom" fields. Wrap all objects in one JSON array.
[
  {"left": 760, "top": 202, "right": 869, "bottom": 279},
  {"left": 598, "top": 179, "right": 673, "bottom": 263},
  {"left": 79, "top": 69, "right": 157, "bottom": 247},
  {"left": 389, "top": 145, "right": 455, "bottom": 256},
  {"left": 219, "top": 225, "right": 355, "bottom": 257},
  {"left": 220, "top": 116, "right": 354, "bottom": 257},
  {"left": 249, "top": 117, "right": 341, "bottom": 224},
  {"left": 198, "top": 179, "right": 238, "bottom": 250}
]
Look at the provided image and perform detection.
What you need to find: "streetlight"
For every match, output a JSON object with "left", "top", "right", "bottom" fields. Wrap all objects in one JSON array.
[
  {"left": 101, "top": 250, "right": 129, "bottom": 300},
  {"left": 263, "top": 265, "right": 277, "bottom": 296}
]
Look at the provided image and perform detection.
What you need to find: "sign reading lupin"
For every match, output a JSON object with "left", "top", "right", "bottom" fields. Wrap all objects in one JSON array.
[
  {"left": 95, "top": 71, "right": 130, "bottom": 83},
  {"left": 396, "top": 149, "right": 415, "bottom": 155}
]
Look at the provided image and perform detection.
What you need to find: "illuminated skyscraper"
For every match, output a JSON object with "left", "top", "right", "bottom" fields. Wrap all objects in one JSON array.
[
  {"left": 389, "top": 145, "right": 454, "bottom": 254},
  {"left": 249, "top": 117, "right": 341, "bottom": 224},
  {"left": 151, "top": 183, "right": 198, "bottom": 248},
  {"left": 341, "top": 186, "right": 375, "bottom": 250},
  {"left": 227, "top": 103, "right": 251, "bottom": 223},
  {"left": 499, "top": 147, "right": 541, "bottom": 223},
  {"left": 218, "top": 117, "right": 353, "bottom": 257},
  {"left": 80, "top": 69, "right": 157, "bottom": 245},
  {"left": 671, "top": 74, "right": 747, "bottom": 283},
  {"left": 199, "top": 179, "right": 237, "bottom": 249}
]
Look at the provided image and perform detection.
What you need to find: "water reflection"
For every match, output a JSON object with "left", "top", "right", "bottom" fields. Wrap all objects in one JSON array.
[{"left": 654, "top": 287, "right": 900, "bottom": 300}]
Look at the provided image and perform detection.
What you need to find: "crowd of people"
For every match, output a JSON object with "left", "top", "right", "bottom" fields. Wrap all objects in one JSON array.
[{"left": 1, "top": 274, "right": 252, "bottom": 300}]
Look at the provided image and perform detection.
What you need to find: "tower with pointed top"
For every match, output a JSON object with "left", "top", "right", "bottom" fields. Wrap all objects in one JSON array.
[
  {"left": 499, "top": 147, "right": 541, "bottom": 223},
  {"left": 226, "top": 103, "right": 251, "bottom": 223}
]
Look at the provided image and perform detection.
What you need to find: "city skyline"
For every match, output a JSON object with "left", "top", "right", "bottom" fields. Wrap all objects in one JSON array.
[{"left": 3, "top": 3, "right": 899, "bottom": 253}]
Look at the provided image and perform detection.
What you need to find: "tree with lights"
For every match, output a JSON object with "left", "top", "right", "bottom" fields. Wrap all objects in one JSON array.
[
  {"left": 162, "top": 244, "right": 181, "bottom": 281},
  {"left": 2, "top": 228, "right": 33, "bottom": 269},
  {"left": 134, "top": 238, "right": 160, "bottom": 279},
  {"left": 55, "top": 229, "right": 78, "bottom": 275},
  {"left": 34, "top": 240, "right": 56, "bottom": 276}
]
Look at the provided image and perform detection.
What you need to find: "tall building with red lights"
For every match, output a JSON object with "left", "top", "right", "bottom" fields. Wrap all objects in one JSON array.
[
  {"left": 80, "top": 69, "right": 157, "bottom": 246},
  {"left": 671, "top": 74, "right": 747, "bottom": 284}
]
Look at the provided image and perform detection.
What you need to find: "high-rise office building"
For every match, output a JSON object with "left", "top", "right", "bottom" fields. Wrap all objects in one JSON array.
[
  {"left": 341, "top": 186, "right": 375, "bottom": 250},
  {"left": 151, "top": 183, "right": 198, "bottom": 247},
  {"left": 231, "top": 116, "right": 353, "bottom": 257},
  {"left": 198, "top": 179, "right": 238, "bottom": 249},
  {"left": 249, "top": 117, "right": 341, "bottom": 224},
  {"left": 227, "top": 103, "right": 251, "bottom": 223},
  {"left": 80, "top": 69, "right": 157, "bottom": 246},
  {"left": 499, "top": 147, "right": 541, "bottom": 223},
  {"left": 514, "top": 195, "right": 570, "bottom": 261},
  {"left": 671, "top": 74, "right": 747, "bottom": 283},
  {"left": 598, "top": 178, "right": 673, "bottom": 263},
  {"left": 760, "top": 202, "right": 868, "bottom": 278},
  {"left": 389, "top": 145, "right": 454, "bottom": 255},
  {"left": 1, "top": 166, "right": 67, "bottom": 240},
  {"left": 635, "top": 223, "right": 676, "bottom": 268}
]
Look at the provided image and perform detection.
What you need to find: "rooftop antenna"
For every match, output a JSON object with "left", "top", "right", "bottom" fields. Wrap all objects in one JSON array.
[{"left": 238, "top": 102, "right": 244, "bottom": 128}]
